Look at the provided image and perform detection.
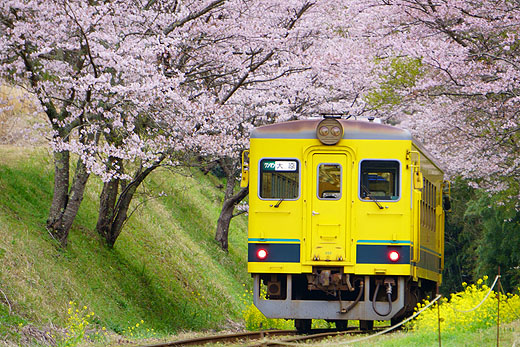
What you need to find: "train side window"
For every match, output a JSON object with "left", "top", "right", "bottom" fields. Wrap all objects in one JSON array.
[
  {"left": 318, "top": 163, "right": 342, "bottom": 200},
  {"left": 259, "top": 159, "right": 299, "bottom": 199},
  {"left": 360, "top": 160, "right": 400, "bottom": 201}
]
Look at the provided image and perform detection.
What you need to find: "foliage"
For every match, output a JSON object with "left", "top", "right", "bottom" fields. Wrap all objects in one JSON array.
[
  {"left": 0, "top": 85, "right": 41, "bottom": 145},
  {"left": 441, "top": 178, "right": 520, "bottom": 295},
  {"left": 2, "top": 0, "right": 519, "bottom": 249},
  {"left": 408, "top": 276, "right": 520, "bottom": 334},
  {"left": 466, "top": 187, "right": 520, "bottom": 293},
  {"left": 441, "top": 178, "right": 482, "bottom": 295},
  {"left": 365, "top": 56, "right": 423, "bottom": 109}
]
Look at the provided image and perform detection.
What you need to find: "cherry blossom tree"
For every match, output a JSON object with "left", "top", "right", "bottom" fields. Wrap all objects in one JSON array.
[
  {"left": 0, "top": 0, "right": 387, "bottom": 249},
  {"left": 363, "top": 0, "right": 520, "bottom": 194},
  {"left": 0, "top": 0, "right": 215, "bottom": 246}
]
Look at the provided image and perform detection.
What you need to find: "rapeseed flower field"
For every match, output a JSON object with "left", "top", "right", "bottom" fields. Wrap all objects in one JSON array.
[{"left": 408, "top": 276, "right": 520, "bottom": 333}]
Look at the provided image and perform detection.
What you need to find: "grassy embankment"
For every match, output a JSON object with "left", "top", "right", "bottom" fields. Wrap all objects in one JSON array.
[{"left": 0, "top": 145, "right": 251, "bottom": 345}]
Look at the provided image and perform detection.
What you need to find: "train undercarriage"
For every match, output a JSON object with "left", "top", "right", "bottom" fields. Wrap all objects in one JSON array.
[{"left": 253, "top": 269, "right": 436, "bottom": 332}]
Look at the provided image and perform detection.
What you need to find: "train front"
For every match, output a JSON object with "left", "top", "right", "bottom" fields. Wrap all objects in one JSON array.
[{"left": 244, "top": 117, "right": 444, "bottom": 331}]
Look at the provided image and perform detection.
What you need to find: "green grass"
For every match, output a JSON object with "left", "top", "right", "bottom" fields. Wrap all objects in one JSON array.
[{"left": 0, "top": 146, "right": 251, "bottom": 345}]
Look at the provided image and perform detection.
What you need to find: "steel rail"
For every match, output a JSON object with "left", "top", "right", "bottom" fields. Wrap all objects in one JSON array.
[
  {"left": 142, "top": 326, "right": 390, "bottom": 346},
  {"left": 246, "top": 327, "right": 388, "bottom": 347},
  {"left": 141, "top": 329, "right": 297, "bottom": 346}
]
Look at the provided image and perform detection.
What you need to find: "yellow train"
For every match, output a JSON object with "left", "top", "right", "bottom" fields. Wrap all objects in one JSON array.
[{"left": 241, "top": 116, "right": 449, "bottom": 331}]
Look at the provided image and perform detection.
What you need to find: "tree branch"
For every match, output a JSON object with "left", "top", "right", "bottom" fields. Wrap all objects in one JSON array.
[
  {"left": 220, "top": 51, "right": 274, "bottom": 104},
  {"left": 163, "top": 0, "right": 225, "bottom": 35},
  {"left": 219, "top": 1, "right": 314, "bottom": 105}
]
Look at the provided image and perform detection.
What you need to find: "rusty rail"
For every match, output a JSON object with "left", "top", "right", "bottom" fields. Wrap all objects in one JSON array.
[
  {"left": 141, "top": 329, "right": 297, "bottom": 346},
  {"left": 142, "top": 327, "right": 388, "bottom": 347}
]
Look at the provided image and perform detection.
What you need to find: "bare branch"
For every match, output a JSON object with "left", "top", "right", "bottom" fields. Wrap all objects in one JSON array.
[
  {"left": 220, "top": 51, "right": 274, "bottom": 104},
  {"left": 163, "top": 0, "right": 225, "bottom": 35}
]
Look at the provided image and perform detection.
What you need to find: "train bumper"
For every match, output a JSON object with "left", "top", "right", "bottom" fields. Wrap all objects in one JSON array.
[{"left": 253, "top": 274, "right": 406, "bottom": 321}]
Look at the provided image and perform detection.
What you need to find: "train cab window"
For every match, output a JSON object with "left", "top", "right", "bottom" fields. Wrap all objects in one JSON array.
[
  {"left": 318, "top": 164, "right": 342, "bottom": 200},
  {"left": 259, "top": 159, "right": 299, "bottom": 199},
  {"left": 360, "top": 160, "right": 400, "bottom": 201}
]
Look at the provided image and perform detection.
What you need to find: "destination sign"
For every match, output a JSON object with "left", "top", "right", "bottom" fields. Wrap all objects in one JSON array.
[{"left": 262, "top": 160, "right": 297, "bottom": 172}]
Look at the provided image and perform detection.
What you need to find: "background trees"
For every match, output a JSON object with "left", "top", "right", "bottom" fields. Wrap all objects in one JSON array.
[
  {"left": 1, "top": 0, "right": 519, "bottom": 289},
  {"left": 369, "top": 0, "right": 520, "bottom": 191}
]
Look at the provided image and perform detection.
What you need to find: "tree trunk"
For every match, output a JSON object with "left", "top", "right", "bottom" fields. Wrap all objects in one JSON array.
[
  {"left": 46, "top": 150, "right": 70, "bottom": 244},
  {"left": 106, "top": 180, "right": 139, "bottom": 246},
  {"left": 46, "top": 152, "right": 90, "bottom": 247},
  {"left": 96, "top": 155, "right": 165, "bottom": 247},
  {"left": 96, "top": 177, "right": 119, "bottom": 242},
  {"left": 215, "top": 158, "right": 248, "bottom": 252},
  {"left": 96, "top": 174, "right": 139, "bottom": 248}
]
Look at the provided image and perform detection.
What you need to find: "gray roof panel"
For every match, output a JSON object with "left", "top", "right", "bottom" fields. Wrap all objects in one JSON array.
[{"left": 251, "top": 119, "right": 412, "bottom": 141}]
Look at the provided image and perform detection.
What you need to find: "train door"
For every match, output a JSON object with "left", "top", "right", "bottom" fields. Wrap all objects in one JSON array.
[{"left": 309, "top": 153, "right": 351, "bottom": 263}]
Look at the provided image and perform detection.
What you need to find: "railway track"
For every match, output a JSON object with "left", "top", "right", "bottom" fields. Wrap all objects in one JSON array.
[{"left": 143, "top": 327, "right": 387, "bottom": 346}]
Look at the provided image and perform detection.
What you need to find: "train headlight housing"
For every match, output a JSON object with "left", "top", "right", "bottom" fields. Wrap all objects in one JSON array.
[
  {"left": 257, "top": 248, "right": 268, "bottom": 260},
  {"left": 316, "top": 118, "right": 343, "bottom": 145},
  {"left": 318, "top": 126, "right": 329, "bottom": 136},
  {"left": 388, "top": 250, "right": 400, "bottom": 262}
]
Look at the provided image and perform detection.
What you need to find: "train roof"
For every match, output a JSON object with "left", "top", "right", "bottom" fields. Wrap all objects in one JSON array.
[
  {"left": 251, "top": 119, "right": 444, "bottom": 173},
  {"left": 251, "top": 119, "right": 412, "bottom": 141}
]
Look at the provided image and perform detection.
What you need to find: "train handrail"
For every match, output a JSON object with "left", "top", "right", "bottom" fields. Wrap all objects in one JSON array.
[{"left": 408, "top": 151, "right": 422, "bottom": 264}]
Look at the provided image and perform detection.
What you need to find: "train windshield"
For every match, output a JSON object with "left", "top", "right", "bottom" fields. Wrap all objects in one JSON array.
[
  {"left": 360, "top": 160, "right": 400, "bottom": 201},
  {"left": 259, "top": 159, "right": 299, "bottom": 199}
]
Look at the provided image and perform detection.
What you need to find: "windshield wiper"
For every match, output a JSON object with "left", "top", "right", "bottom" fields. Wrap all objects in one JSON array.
[
  {"left": 361, "top": 185, "right": 384, "bottom": 209},
  {"left": 274, "top": 198, "right": 284, "bottom": 208}
]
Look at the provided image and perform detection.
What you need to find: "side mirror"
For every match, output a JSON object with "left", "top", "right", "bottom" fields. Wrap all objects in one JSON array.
[{"left": 240, "top": 150, "right": 249, "bottom": 188}]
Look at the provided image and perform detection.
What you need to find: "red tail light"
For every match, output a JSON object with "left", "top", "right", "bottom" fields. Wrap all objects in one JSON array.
[
  {"left": 257, "top": 249, "right": 268, "bottom": 260},
  {"left": 388, "top": 250, "right": 400, "bottom": 262}
]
